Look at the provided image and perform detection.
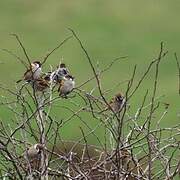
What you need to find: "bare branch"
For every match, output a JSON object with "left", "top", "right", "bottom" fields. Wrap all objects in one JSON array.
[
  {"left": 11, "top": 33, "right": 31, "bottom": 66},
  {"left": 41, "top": 35, "right": 72, "bottom": 65},
  {"left": 174, "top": 53, "right": 180, "bottom": 95}
]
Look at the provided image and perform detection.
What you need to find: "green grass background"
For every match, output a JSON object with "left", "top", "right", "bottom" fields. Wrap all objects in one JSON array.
[{"left": 0, "top": 0, "right": 179, "bottom": 145}]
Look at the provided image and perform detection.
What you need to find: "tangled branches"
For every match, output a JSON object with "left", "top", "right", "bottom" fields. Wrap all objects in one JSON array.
[{"left": 0, "top": 30, "right": 179, "bottom": 180}]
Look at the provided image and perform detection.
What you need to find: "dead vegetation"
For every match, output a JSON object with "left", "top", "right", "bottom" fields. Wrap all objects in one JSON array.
[{"left": 0, "top": 30, "right": 179, "bottom": 179}]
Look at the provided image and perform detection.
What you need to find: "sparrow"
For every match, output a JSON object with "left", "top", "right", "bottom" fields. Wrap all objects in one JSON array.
[
  {"left": 24, "top": 143, "right": 43, "bottom": 161},
  {"left": 31, "top": 78, "right": 50, "bottom": 92},
  {"left": 100, "top": 92, "right": 125, "bottom": 114},
  {"left": 16, "top": 61, "right": 42, "bottom": 83},
  {"left": 58, "top": 74, "right": 75, "bottom": 97},
  {"left": 43, "top": 71, "right": 52, "bottom": 82},
  {"left": 23, "top": 143, "right": 44, "bottom": 170},
  {"left": 50, "top": 63, "right": 69, "bottom": 83},
  {"left": 108, "top": 92, "right": 125, "bottom": 113}
]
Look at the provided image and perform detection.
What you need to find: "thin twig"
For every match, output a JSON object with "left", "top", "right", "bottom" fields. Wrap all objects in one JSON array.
[
  {"left": 11, "top": 33, "right": 31, "bottom": 66},
  {"left": 174, "top": 53, "right": 180, "bottom": 95},
  {"left": 1, "top": 49, "right": 28, "bottom": 68},
  {"left": 41, "top": 35, "right": 72, "bottom": 65}
]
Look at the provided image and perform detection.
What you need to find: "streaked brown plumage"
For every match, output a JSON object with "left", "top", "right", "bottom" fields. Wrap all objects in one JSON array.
[
  {"left": 25, "top": 144, "right": 43, "bottom": 160},
  {"left": 32, "top": 78, "right": 49, "bottom": 92},
  {"left": 108, "top": 92, "right": 125, "bottom": 113},
  {"left": 23, "top": 143, "right": 44, "bottom": 170},
  {"left": 16, "top": 61, "right": 42, "bottom": 83},
  {"left": 99, "top": 92, "right": 125, "bottom": 114}
]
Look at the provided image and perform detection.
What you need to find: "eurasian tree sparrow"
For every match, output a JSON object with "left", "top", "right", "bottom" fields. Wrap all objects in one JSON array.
[
  {"left": 100, "top": 92, "right": 126, "bottom": 114},
  {"left": 23, "top": 143, "right": 44, "bottom": 170},
  {"left": 31, "top": 78, "right": 49, "bottom": 92},
  {"left": 50, "top": 63, "right": 69, "bottom": 83},
  {"left": 16, "top": 61, "right": 42, "bottom": 83},
  {"left": 58, "top": 74, "right": 75, "bottom": 97},
  {"left": 108, "top": 92, "right": 126, "bottom": 113},
  {"left": 24, "top": 143, "right": 44, "bottom": 161}
]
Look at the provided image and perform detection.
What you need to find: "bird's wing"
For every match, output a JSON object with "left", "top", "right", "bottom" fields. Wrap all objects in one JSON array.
[
  {"left": 24, "top": 69, "right": 32, "bottom": 81},
  {"left": 38, "top": 79, "right": 49, "bottom": 87},
  {"left": 58, "top": 80, "right": 64, "bottom": 92}
]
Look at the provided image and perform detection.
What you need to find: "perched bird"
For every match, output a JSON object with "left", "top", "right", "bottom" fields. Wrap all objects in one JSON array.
[
  {"left": 16, "top": 61, "right": 42, "bottom": 83},
  {"left": 58, "top": 74, "right": 75, "bottom": 97},
  {"left": 43, "top": 71, "right": 52, "bottom": 82},
  {"left": 31, "top": 78, "right": 49, "bottom": 92},
  {"left": 100, "top": 92, "right": 125, "bottom": 114},
  {"left": 108, "top": 92, "right": 126, "bottom": 113},
  {"left": 23, "top": 143, "right": 44, "bottom": 170},
  {"left": 24, "top": 143, "right": 43, "bottom": 160},
  {"left": 49, "top": 63, "right": 69, "bottom": 83}
]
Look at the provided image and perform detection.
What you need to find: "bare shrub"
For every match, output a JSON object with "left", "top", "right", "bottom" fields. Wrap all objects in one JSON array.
[{"left": 0, "top": 30, "right": 179, "bottom": 180}]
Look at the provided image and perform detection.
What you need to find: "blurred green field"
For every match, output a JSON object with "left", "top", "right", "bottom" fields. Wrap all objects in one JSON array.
[{"left": 0, "top": 0, "right": 179, "bottom": 145}]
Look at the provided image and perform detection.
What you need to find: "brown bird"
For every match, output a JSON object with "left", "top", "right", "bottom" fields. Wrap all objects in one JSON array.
[
  {"left": 108, "top": 92, "right": 125, "bottom": 113},
  {"left": 31, "top": 78, "right": 49, "bottom": 92},
  {"left": 58, "top": 74, "right": 75, "bottom": 97},
  {"left": 23, "top": 143, "right": 44, "bottom": 170},
  {"left": 99, "top": 92, "right": 125, "bottom": 114},
  {"left": 25, "top": 144, "right": 43, "bottom": 160},
  {"left": 16, "top": 61, "right": 42, "bottom": 83}
]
